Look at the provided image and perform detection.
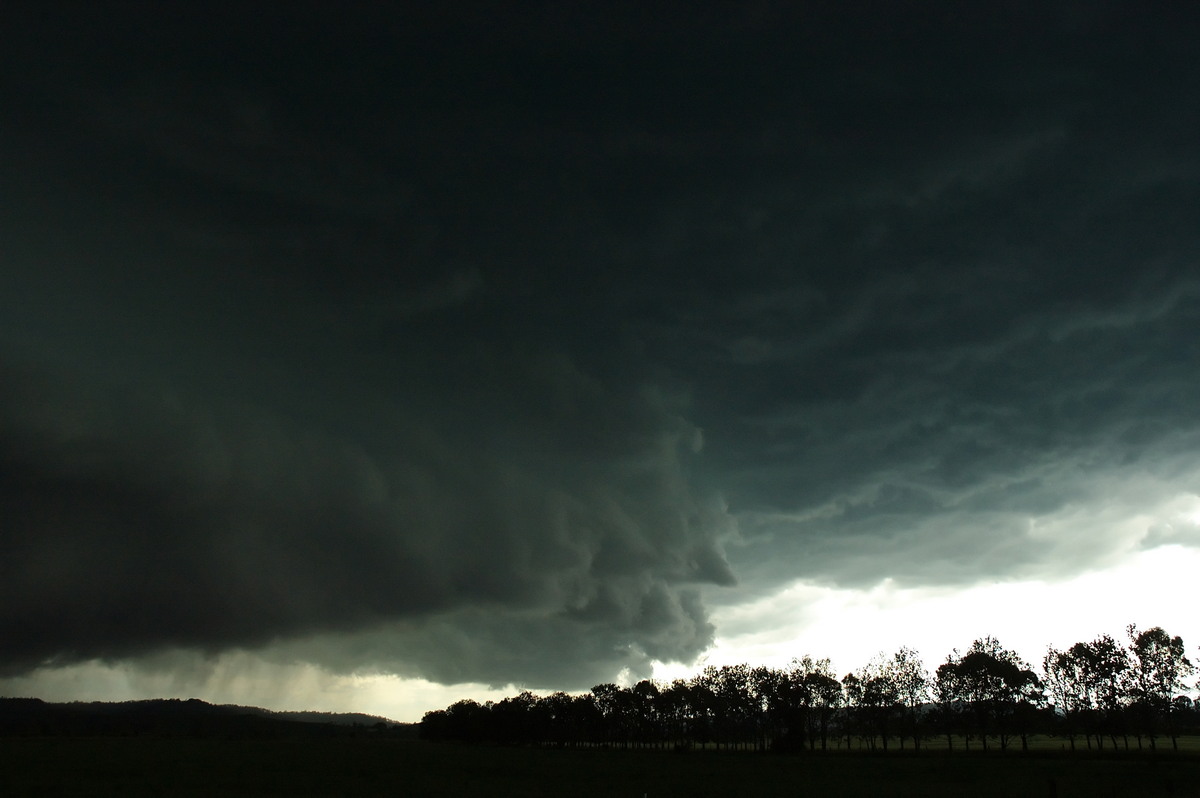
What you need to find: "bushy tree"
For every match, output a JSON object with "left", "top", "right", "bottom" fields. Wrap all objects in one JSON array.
[
  {"left": 702, "top": 664, "right": 758, "bottom": 750},
  {"left": 1126, "top": 625, "right": 1194, "bottom": 750},
  {"left": 629, "top": 680, "right": 662, "bottom": 748},
  {"left": 590, "top": 683, "right": 627, "bottom": 747},
  {"left": 889, "top": 646, "right": 930, "bottom": 750},
  {"left": 1043, "top": 646, "right": 1090, "bottom": 750},
  {"left": 933, "top": 656, "right": 964, "bottom": 750},
  {"left": 1066, "top": 635, "right": 1131, "bottom": 749},
  {"left": 944, "top": 637, "right": 1040, "bottom": 751},
  {"left": 655, "top": 679, "right": 694, "bottom": 749},
  {"left": 766, "top": 656, "right": 841, "bottom": 751},
  {"left": 416, "top": 622, "right": 1189, "bottom": 754},
  {"left": 799, "top": 659, "right": 844, "bottom": 751},
  {"left": 850, "top": 654, "right": 901, "bottom": 751}
]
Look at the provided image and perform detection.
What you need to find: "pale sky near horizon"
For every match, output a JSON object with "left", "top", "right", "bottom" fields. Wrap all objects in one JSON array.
[
  {"left": 7, "top": 543, "right": 1197, "bottom": 722},
  {"left": 3, "top": 2, "right": 1200, "bottom": 722}
]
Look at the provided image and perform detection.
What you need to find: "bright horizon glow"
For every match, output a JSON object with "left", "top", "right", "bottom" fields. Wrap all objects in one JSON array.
[
  {"left": 653, "top": 544, "right": 1200, "bottom": 684},
  {"left": 5, "top": 545, "right": 1195, "bottom": 722}
]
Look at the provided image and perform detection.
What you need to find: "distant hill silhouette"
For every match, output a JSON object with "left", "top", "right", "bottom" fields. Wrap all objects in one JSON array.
[{"left": 0, "top": 697, "right": 417, "bottom": 739}]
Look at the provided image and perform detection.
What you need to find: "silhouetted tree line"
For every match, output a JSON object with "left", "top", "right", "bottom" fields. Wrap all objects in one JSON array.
[{"left": 421, "top": 625, "right": 1198, "bottom": 752}]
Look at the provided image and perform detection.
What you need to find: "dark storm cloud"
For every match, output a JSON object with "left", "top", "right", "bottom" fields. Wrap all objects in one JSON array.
[
  {"left": 3, "top": 2, "right": 1200, "bottom": 684},
  {"left": 0, "top": 350, "right": 733, "bottom": 679},
  {"left": 271, "top": 584, "right": 716, "bottom": 688},
  {"left": 563, "top": 6, "right": 1200, "bottom": 593},
  {"left": 708, "top": 266, "right": 1200, "bottom": 581}
]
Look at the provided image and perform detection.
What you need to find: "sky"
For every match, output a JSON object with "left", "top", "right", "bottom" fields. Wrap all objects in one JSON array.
[{"left": 3, "top": 2, "right": 1200, "bottom": 721}]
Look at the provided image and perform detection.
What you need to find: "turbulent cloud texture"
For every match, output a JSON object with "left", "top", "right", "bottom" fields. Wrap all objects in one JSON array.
[
  {"left": 0, "top": 350, "right": 734, "bottom": 683},
  {"left": 3, "top": 3, "right": 1200, "bottom": 691}
]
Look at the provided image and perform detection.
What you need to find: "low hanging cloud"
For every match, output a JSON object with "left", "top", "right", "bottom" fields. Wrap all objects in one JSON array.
[
  {"left": 0, "top": 349, "right": 735, "bottom": 686},
  {"left": 700, "top": 262, "right": 1200, "bottom": 593},
  {"left": 621, "top": 99, "right": 1200, "bottom": 597},
  {"left": 5, "top": 3, "right": 1200, "bottom": 699}
]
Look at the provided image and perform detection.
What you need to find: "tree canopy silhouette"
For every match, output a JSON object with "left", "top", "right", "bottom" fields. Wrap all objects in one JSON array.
[{"left": 420, "top": 626, "right": 1199, "bottom": 752}]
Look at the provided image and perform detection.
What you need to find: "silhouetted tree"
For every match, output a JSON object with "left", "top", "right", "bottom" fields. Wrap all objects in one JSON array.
[
  {"left": 780, "top": 656, "right": 842, "bottom": 751},
  {"left": 657, "top": 679, "right": 696, "bottom": 749},
  {"left": 888, "top": 647, "right": 930, "bottom": 750},
  {"left": 572, "top": 692, "right": 603, "bottom": 745},
  {"left": 757, "top": 657, "right": 841, "bottom": 752},
  {"left": 441, "top": 699, "right": 491, "bottom": 743},
  {"left": 1126, "top": 625, "right": 1194, "bottom": 750},
  {"left": 841, "top": 671, "right": 863, "bottom": 749},
  {"left": 492, "top": 691, "right": 538, "bottom": 744},
  {"left": 1067, "top": 635, "right": 1131, "bottom": 749},
  {"left": 629, "top": 680, "right": 661, "bottom": 748},
  {"left": 590, "top": 683, "right": 625, "bottom": 747},
  {"left": 701, "top": 664, "right": 758, "bottom": 750},
  {"left": 1043, "top": 646, "right": 1090, "bottom": 750},
  {"left": 416, "top": 622, "right": 1189, "bottom": 755},
  {"left": 684, "top": 676, "right": 720, "bottom": 747},
  {"left": 933, "top": 656, "right": 965, "bottom": 750},
  {"left": 803, "top": 663, "right": 844, "bottom": 751},
  {"left": 749, "top": 665, "right": 786, "bottom": 751},
  {"left": 852, "top": 654, "right": 900, "bottom": 751},
  {"left": 419, "top": 708, "right": 449, "bottom": 740},
  {"left": 944, "top": 637, "right": 1040, "bottom": 751},
  {"left": 538, "top": 691, "right": 583, "bottom": 747}
]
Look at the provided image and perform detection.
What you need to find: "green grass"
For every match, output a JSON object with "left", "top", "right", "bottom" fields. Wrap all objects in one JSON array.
[{"left": 1, "top": 737, "right": 1197, "bottom": 797}]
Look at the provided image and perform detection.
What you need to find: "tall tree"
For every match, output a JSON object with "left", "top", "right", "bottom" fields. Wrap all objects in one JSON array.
[
  {"left": 933, "top": 656, "right": 965, "bottom": 750},
  {"left": 656, "top": 679, "right": 696, "bottom": 749},
  {"left": 704, "top": 664, "right": 758, "bottom": 750},
  {"left": 854, "top": 654, "right": 901, "bottom": 751},
  {"left": 629, "top": 680, "right": 662, "bottom": 748},
  {"left": 1043, "top": 646, "right": 1089, "bottom": 750},
  {"left": 799, "top": 659, "right": 843, "bottom": 751},
  {"left": 590, "top": 683, "right": 626, "bottom": 747},
  {"left": 1067, "top": 635, "right": 1131, "bottom": 749},
  {"left": 683, "top": 672, "right": 720, "bottom": 747},
  {"left": 949, "top": 637, "right": 1041, "bottom": 751},
  {"left": 749, "top": 665, "right": 786, "bottom": 751},
  {"left": 769, "top": 657, "right": 841, "bottom": 751},
  {"left": 1126, "top": 625, "right": 1194, "bottom": 750},
  {"left": 888, "top": 647, "right": 930, "bottom": 750}
]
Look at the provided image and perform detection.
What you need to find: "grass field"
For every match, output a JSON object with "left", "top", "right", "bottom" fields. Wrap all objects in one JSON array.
[{"left": 1, "top": 737, "right": 1197, "bottom": 797}]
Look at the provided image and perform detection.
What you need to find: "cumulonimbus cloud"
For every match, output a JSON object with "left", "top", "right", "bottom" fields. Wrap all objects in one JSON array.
[{"left": 0, "top": 350, "right": 736, "bottom": 685}]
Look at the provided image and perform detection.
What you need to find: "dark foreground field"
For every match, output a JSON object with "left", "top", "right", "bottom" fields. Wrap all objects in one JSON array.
[{"left": 1, "top": 737, "right": 1197, "bottom": 797}]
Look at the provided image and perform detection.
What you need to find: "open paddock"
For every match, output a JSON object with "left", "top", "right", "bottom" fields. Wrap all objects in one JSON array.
[{"left": 2, "top": 737, "right": 1198, "bottom": 797}]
